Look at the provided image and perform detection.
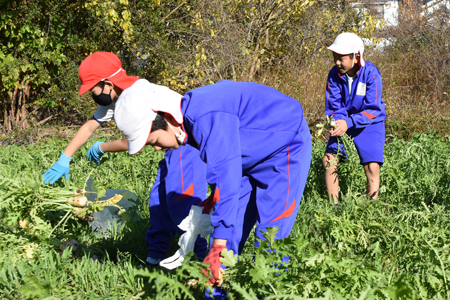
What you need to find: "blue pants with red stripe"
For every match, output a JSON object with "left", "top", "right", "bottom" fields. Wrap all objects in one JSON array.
[
  {"left": 223, "top": 129, "right": 312, "bottom": 255},
  {"left": 206, "top": 128, "right": 312, "bottom": 299},
  {"left": 145, "top": 144, "right": 208, "bottom": 260}
]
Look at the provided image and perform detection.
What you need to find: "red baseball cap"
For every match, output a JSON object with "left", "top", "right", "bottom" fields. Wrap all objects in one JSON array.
[{"left": 78, "top": 52, "right": 139, "bottom": 95}]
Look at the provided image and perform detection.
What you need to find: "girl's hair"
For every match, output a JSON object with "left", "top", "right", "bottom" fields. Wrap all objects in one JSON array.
[{"left": 151, "top": 112, "right": 168, "bottom": 132}]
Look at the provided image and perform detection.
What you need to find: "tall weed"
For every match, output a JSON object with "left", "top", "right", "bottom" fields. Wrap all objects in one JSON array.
[{"left": 0, "top": 133, "right": 450, "bottom": 298}]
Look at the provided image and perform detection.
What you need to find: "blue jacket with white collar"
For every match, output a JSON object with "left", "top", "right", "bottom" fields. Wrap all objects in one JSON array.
[{"left": 325, "top": 61, "right": 386, "bottom": 128}]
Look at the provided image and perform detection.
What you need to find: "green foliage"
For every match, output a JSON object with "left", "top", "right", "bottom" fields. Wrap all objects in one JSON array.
[
  {"left": 1, "top": 131, "right": 450, "bottom": 298},
  {"left": 147, "top": 0, "right": 384, "bottom": 90},
  {"left": 220, "top": 248, "right": 238, "bottom": 268},
  {"left": 1, "top": 0, "right": 387, "bottom": 131},
  {"left": 0, "top": 0, "right": 146, "bottom": 129},
  {"left": 0, "top": 246, "right": 144, "bottom": 299}
]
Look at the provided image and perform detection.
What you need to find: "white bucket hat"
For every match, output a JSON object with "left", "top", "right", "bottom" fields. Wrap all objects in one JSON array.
[
  {"left": 328, "top": 32, "right": 365, "bottom": 67},
  {"left": 114, "top": 81, "right": 183, "bottom": 155}
]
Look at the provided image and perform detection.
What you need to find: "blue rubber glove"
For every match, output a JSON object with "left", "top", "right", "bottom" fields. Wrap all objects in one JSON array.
[
  {"left": 86, "top": 141, "right": 105, "bottom": 165},
  {"left": 43, "top": 152, "right": 72, "bottom": 184}
]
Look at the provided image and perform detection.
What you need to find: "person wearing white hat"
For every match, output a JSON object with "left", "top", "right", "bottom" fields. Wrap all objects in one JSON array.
[
  {"left": 322, "top": 32, "right": 386, "bottom": 203},
  {"left": 42, "top": 52, "right": 209, "bottom": 267},
  {"left": 113, "top": 80, "right": 312, "bottom": 298}
]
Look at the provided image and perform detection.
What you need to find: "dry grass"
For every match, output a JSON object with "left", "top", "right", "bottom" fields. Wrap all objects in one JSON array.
[
  {"left": 253, "top": 1, "right": 450, "bottom": 140},
  {"left": 3, "top": 1, "right": 450, "bottom": 141}
]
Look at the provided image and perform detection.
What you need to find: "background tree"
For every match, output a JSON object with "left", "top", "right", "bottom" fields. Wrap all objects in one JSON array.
[{"left": 2, "top": 0, "right": 449, "bottom": 137}]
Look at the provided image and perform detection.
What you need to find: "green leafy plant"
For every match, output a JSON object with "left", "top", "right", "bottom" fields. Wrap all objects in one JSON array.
[{"left": 1, "top": 132, "right": 450, "bottom": 298}]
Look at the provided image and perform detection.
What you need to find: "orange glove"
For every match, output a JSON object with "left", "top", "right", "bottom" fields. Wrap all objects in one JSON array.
[{"left": 201, "top": 244, "right": 226, "bottom": 285}]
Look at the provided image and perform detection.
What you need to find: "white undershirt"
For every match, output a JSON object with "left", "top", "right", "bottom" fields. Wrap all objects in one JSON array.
[{"left": 347, "top": 74, "right": 355, "bottom": 95}]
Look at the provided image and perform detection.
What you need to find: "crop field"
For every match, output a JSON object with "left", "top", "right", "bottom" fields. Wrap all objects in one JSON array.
[{"left": 1, "top": 131, "right": 450, "bottom": 299}]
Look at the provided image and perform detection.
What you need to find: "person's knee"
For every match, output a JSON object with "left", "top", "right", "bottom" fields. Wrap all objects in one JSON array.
[
  {"left": 322, "top": 153, "right": 337, "bottom": 169},
  {"left": 363, "top": 162, "right": 380, "bottom": 177}
]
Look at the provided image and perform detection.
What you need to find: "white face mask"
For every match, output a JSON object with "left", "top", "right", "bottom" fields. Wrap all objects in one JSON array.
[{"left": 167, "top": 121, "right": 186, "bottom": 146}]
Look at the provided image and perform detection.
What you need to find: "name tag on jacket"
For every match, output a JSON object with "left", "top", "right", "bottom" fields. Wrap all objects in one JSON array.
[{"left": 356, "top": 82, "right": 366, "bottom": 96}]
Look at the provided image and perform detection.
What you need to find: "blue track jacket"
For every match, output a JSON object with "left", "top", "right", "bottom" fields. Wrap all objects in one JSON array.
[
  {"left": 181, "top": 80, "right": 309, "bottom": 241},
  {"left": 325, "top": 61, "right": 386, "bottom": 128}
]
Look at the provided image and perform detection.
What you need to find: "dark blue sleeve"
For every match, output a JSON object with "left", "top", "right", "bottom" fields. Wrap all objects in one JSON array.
[
  {"left": 325, "top": 72, "right": 349, "bottom": 124},
  {"left": 93, "top": 115, "right": 105, "bottom": 125},
  {"left": 191, "top": 112, "right": 242, "bottom": 241}
]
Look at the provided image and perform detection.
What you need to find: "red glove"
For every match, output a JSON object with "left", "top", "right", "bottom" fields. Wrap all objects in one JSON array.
[{"left": 201, "top": 244, "right": 226, "bottom": 285}]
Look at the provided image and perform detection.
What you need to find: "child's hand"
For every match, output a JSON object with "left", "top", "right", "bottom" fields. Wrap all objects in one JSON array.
[
  {"left": 201, "top": 244, "right": 226, "bottom": 285},
  {"left": 43, "top": 152, "right": 72, "bottom": 184},
  {"left": 329, "top": 119, "right": 348, "bottom": 136},
  {"left": 86, "top": 141, "right": 105, "bottom": 165}
]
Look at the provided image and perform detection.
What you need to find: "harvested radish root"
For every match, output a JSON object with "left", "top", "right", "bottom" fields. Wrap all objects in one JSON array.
[
  {"left": 315, "top": 116, "right": 338, "bottom": 137},
  {"left": 329, "top": 120, "right": 337, "bottom": 129},
  {"left": 187, "top": 279, "right": 198, "bottom": 289},
  {"left": 67, "top": 196, "right": 89, "bottom": 207},
  {"left": 187, "top": 268, "right": 225, "bottom": 289},
  {"left": 68, "top": 190, "right": 123, "bottom": 209},
  {"left": 216, "top": 268, "right": 225, "bottom": 287},
  {"left": 74, "top": 189, "right": 87, "bottom": 195},
  {"left": 68, "top": 193, "right": 123, "bottom": 222},
  {"left": 72, "top": 207, "right": 94, "bottom": 222}
]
